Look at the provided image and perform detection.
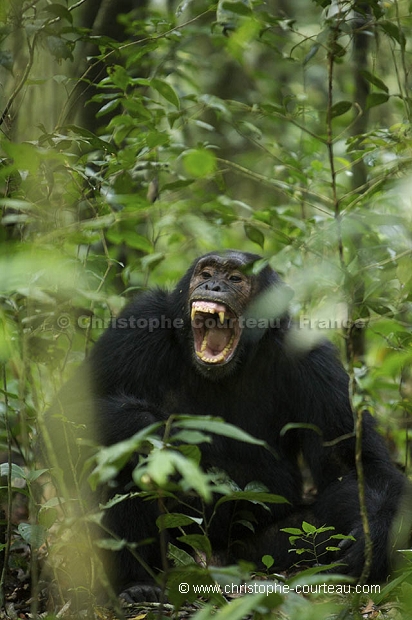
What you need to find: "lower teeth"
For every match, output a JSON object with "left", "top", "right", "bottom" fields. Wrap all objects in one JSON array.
[{"left": 197, "top": 334, "right": 235, "bottom": 363}]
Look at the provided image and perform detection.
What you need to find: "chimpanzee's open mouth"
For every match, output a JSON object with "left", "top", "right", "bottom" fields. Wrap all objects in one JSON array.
[{"left": 191, "top": 300, "right": 241, "bottom": 365}]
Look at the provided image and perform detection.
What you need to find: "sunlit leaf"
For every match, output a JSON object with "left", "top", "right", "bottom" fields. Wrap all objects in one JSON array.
[
  {"left": 262, "top": 554, "right": 274, "bottom": 569},
  {"left": 183, "top": 149, "right": 217, "bottom": 177},
  {"left": 108, "top": 65, "right": 131, "bottom": 91}
]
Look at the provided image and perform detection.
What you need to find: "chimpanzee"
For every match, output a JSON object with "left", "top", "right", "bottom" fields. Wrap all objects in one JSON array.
[{"left": 47, "top": 250, "right": 410, "bottom": 602}]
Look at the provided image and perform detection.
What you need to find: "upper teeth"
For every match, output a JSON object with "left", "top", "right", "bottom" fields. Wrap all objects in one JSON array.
[{"left": 191, "top": 303, "right": 227, "bottom": 323}]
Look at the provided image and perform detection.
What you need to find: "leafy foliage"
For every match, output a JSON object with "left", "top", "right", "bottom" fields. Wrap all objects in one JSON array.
[{"left": 280, "top": 521, "right": 355, "bottom": 567}]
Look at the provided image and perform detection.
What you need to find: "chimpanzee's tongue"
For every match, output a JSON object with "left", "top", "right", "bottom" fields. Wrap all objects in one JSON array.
[{"left": 206, "top": 327, "right": 232, "bottom": 354}]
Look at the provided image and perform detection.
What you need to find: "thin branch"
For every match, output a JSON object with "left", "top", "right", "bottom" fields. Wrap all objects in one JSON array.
[
  {"left": 0, "top": 34, "right": 37, "bottom": 129},
  {"left": 217, "top": 157, "right": 334, "bottom": 211}
]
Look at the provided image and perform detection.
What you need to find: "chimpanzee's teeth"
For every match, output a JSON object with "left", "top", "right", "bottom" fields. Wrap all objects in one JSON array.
[
  {"left": 191, "top": 303, "right": 221, "bottom": 321},
  {"left": 196, "top": 334, "right": 235, "bottom": 364},
  {"left": 191, "top": 302, "right": 228, "bottom": 324}
]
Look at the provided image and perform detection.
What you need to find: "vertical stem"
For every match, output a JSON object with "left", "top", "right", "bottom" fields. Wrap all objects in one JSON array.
[
  {"left": 326, "top": 38, "right": 344, "bottom": 268},
  {"left": 325, "top": 6, "right": 373, "bottom": 592},
  {"left": 0, "top": 365, "right": 13, "bottom": 609},
  {"left": 354, "top": 408, "right": 372, "bottom": 586},
  {"left": 350, "top": 1, "right": 373, "bottom": 588},
  {"left": 393, "top": 0, "right": 411, "bottom": 121}
]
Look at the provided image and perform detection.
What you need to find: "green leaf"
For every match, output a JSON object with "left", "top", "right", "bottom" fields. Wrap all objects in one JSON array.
[
  {"left": 301, "top": 521, "right": 317, "bottom": 534},
  {"left": 106, "top": 229, "right": 153, "bottom": 253},
  {"left": 360, "top": 70, "right": 389, "bottom": 93},
  {"left": 280, "top": 527, "right": 303, "bottom": 536},
  {"left": 26, "top": 468, "right": 49, "bottom": 482},
  {"left": 366, "top": 92, "right": 390, "bottom": 110},
  {"left": 146, "top": 449, "right": 176, "bottom": 486},
  {"left": 96, "top": 98, "right": 121, "bottom": 118},
  {"left": 235, "top": 519, "right": 255, "bottom": 532},
  {"left": 215, "top": 491, "right": 288, "bottom": 509},
  {"left": 18, "top": 523, "right": 46, "bottom": 549},
  {"left": 330, "top": 100, "right": 352, "bottom": 118},
  {"left": 331, "top": 533, "right": 355, "bottom": 541},
  {"left": 176, "top": 443, "right": 202, "bottom": 465},
  {"left": 177, "top": 534, "right": 212, "bottom": 559},
  {"left": 144, "top": 448, "right": 212, "bottom": 501},
  {"left": 280, "top": 422, "right": 322, "bottom": 436},
  {"left": 146, "top": 130, "right": 170, "bottom": 148},
  {"left": 108, "top": 65, "right": 131, "bottom": 91},
  {"left": 183, "top": 149, "right": 217, "bottom": 177},
  {"left": 171, "top": 452, "right": 212, "bottom": 500},
  {"left": 44, "top": 4, "right": 73, "bottom": 23},
  {"left": 176, "top": 416, "right": 268, "bottom": 448},
  {"left": 262, "top": 554, "right": 274, "bottom": 569},
  {"left": 157, "top": 513, "right": 202, "bottom": 531},
  {"left": 0, "top": 462, "right": 25, "bottom": 479},
  {"left": 397, "top": 257, "right": 412, "bottom": 286},
  {"left": 288, "top": 564, "right": 352, "bottom": 583},
  {"left": 65, "top": 125, "right": 115, "bottom": 152},
  {"left": 172, "top": 430, "right": 212, "bottom": 444},
  {"left": 167, "top": 543, "right": 196, "bottom": 566},
  {"left": 303, "top": 44, "right": 320, "bottom": 65},
  {"left": 244, "top": 480, "right": 269, "bottom": 492},
  {"left": 190, "top": 591, "right": 282, "bottom": 619},
  {"left": 244, "top": 223, "right": 264, "bottom": 248},
  {"left": 379, "top": 20, "right": 406, "bottom": 47},
  {"left": 221, "top": 1, "right": 252, "bottom": 17},
  {"left": 151, "top": 78, "right": 180, "bottom": 109},
  {"left": 167, "top": 542, "right": 196, "bottom": 566},
  {"left": 88, "top": 422, "right": 162, "bottom": 489},
  {"left": 46, "top": 36, "right": 73, "bottom": 61},
  {"left": 38, "top": 507, "right": 58, "bottom": 529},
  {"left": 313, "top": 525, "right": 335, "bottom": 534},
  {"left": 373, "top": 567, "right": 412, "bottom": 605}
]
